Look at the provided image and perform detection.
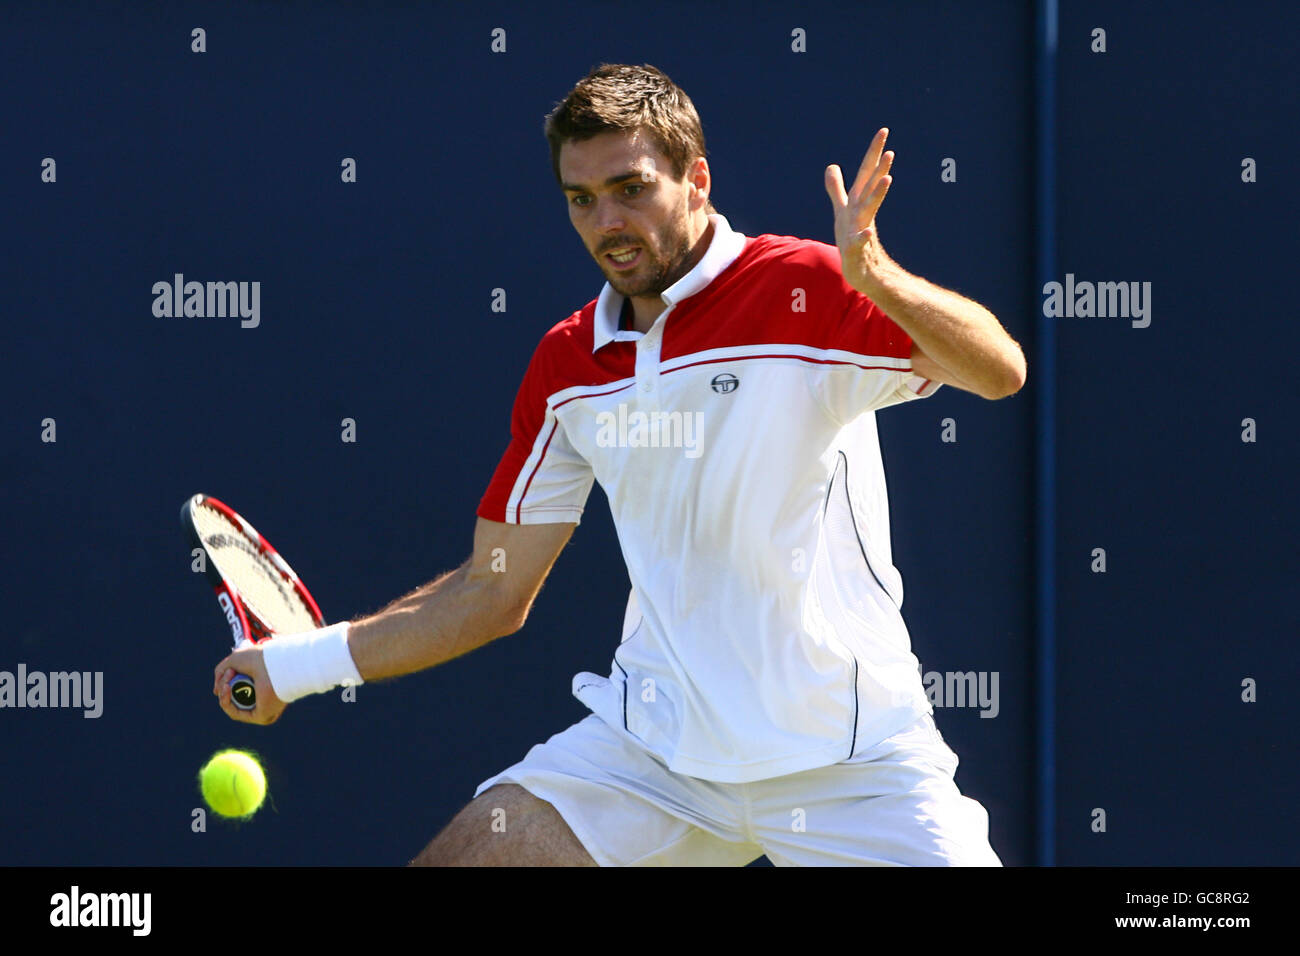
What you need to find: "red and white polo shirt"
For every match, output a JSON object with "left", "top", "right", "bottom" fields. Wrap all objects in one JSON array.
[{"left": 478, "top": 213, "right": 943, "bottom": 783}]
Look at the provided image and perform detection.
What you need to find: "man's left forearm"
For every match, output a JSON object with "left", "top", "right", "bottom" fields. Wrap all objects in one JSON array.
[{"left": 858, "top": 260, "right": 1026, "bottom": 400}]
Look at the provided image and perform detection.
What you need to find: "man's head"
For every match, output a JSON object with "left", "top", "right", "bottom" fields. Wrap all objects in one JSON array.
[{"left": 546, "top": 63, "right": 715, "bottom": 299}]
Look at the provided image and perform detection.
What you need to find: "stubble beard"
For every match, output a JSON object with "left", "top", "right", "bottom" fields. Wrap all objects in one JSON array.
[{"left": 604, "top": 209, "right": 694, "bottom": 299}]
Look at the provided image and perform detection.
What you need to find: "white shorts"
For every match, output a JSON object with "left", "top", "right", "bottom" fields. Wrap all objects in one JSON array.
[{"left": 473, "top": 712, "right": 1002, "bottom": 867}]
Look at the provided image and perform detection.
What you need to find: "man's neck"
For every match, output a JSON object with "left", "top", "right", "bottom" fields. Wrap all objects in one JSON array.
[{"left": 621, "top": 295, "right": 661, "bottom": 335}]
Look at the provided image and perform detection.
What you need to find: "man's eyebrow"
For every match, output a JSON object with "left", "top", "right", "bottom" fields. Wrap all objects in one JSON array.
[{"left": 560, "top": 171, "right": 645, "bottom": 192}]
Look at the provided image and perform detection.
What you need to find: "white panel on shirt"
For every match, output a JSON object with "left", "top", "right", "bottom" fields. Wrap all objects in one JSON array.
[
  {"left": 504, "top": 406, "right": 596, "bottom": 525},
  {"left": 557, "top": 347, "right": 937, "bottom": 782}
]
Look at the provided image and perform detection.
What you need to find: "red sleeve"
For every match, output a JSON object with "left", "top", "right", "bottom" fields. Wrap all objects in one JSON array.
[
  {"left": 477, "top": 332, "right": 594, "bottom": 525},
  {"left": 799, "top": 241, "right": 942, "bottom": 419},
  {"left": 805, "top": 240, "right": 914, "bottom": 359}
]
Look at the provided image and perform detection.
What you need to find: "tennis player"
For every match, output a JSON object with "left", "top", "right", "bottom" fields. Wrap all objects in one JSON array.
[{"left": 214, "top": 63, "right": 1025, "bottom": 866}]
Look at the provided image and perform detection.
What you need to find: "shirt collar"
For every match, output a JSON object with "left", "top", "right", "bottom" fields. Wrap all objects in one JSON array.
[{"left": 592, "top": 213, "right": 747, "bottom": 353}]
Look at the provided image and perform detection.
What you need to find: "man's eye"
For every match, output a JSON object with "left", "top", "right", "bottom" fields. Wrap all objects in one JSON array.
[{"left": 570, "top": 185, "right": 641, "bottom": 207}]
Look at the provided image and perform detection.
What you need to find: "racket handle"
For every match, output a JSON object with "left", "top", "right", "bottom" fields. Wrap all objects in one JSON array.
[{"left": 230, "top": 673, "right": 256, "bottom": 711}]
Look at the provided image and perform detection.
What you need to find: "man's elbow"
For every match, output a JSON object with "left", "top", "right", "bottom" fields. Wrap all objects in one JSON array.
[
  {"left": 985, "top": 350, "right": 1027, "bottom": 400},
  {"left": 480, "top": 593, "right": 525, "bottom": 638},
  {"left": 499, "top": 602, "right": 532, "bottom": 637},
  {"left": 464, "top": 569, "right": 533, "bottom": 639},
  {"left": 490, "top": 589, "right": 537, "bottom": 638}
]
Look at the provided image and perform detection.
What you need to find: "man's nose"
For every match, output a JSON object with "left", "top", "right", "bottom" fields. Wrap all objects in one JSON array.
[{"left": 593, "top": 199, "right": 625, "bottom": 234}]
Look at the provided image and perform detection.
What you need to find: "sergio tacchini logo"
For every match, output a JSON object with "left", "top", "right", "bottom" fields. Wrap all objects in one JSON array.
[{"left": 710, "top": 373, "right": 739, "bottom": 394}]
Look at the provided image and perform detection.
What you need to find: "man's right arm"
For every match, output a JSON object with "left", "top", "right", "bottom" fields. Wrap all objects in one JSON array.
[
  {"left": 346, "top": 517, "right": 576, "bottom": 680},
  {"left": 212, "top": 517, "right": 575, "bottom": 723}
]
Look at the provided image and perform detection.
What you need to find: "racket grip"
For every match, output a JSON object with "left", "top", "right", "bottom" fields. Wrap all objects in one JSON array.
[{"left": 230, "top": 673, "right": 256, "bottom": 711}]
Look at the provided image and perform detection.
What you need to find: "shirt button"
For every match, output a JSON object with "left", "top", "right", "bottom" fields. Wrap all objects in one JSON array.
[{"left": 641, "top": 381, "right": 652, "bottom": 392}]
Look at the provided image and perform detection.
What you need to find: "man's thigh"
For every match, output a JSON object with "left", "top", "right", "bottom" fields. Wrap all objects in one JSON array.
[
  {"left": 431, "top": 714, "right": 762, "bottom": 867},
  {"left": 752, "top": 715, "right": 1003, "bottom": 867},
  {"left": 410, "top": 783, "right": 596, "bottom": 866}
]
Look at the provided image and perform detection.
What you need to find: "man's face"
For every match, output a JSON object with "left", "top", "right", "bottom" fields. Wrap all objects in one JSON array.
[{"left": 559, "top": 129, "right": 700, "bottom": 299}]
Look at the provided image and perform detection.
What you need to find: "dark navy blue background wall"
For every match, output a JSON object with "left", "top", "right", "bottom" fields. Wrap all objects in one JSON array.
[
  {"left": 1, "top": 1, "right": 1292, "bottom": 866},
  {"left": 1054, "top": 1, "right": 1297, "bottom": 864}
]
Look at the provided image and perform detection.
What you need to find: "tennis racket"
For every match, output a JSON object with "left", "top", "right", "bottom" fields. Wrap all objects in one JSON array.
[{"left": 182, "top": 494, "right": 324, "bottom": 711}]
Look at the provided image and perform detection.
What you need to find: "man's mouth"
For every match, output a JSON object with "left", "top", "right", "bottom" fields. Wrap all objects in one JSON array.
[{"left": 604, "top": 246, "right": 642, "bottom": 270}]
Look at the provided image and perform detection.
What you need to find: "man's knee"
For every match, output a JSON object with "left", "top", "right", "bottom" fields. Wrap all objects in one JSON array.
[{"left": 409, "top": 783, "right": 597, "bottom": 866}]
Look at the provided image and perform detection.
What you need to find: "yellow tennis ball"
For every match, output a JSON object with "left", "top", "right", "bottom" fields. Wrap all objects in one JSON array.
[{"left": 199, "top": 750, "right": 267, "bottom": 819}]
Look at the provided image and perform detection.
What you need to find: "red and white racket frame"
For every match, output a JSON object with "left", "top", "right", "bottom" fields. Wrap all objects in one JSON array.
[{"left": 182, "top": 493, "right": 325, "bottom": 710}]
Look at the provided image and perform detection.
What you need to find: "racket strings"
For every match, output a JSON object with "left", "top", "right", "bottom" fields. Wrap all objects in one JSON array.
[{"left": 192, "top": 503, "right": 318, "bottom": 636}]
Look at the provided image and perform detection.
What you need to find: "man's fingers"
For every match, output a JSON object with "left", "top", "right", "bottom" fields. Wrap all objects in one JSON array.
[
  {"left": 212, "top": 646, "right": 280, "bottom": 725},
  {"left": 831, "top": 135, "right": 895, "bottom": 238},
  {"left": 875, "top": 149, "right": 895, "bottom": 188},
  {"left": 212, "top": 658, "right": 251, "bottom": 720},
  {"left": 825, "top": 164, "right": 848, "bottom": 208},
  {"left": 854, "top": 174, "right": 892, "bottom": 233},
  {"left": 215, "top": 670, "right": 238, "bottom": 714},
  {"left": 851, "top": 148, "right": 894, "bottom": 210},
  {"left": 213, "top": 654, "right": 234, "bottom": 682},
  {"left": 217, "top": 681, "right": 242, "bottom": 720},
  {"left": 848, "top": 128, "right": 889, "bottom": 203}
]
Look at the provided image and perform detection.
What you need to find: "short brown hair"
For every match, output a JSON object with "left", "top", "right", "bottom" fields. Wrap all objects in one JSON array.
[{"left": 545, "top": 63, "right": 714, "bottom": 212}]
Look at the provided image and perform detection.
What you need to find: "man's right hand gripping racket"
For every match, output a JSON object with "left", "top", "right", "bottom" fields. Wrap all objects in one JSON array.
[{"left": 182, "top": 494, "right": 324, "bottom": 711}]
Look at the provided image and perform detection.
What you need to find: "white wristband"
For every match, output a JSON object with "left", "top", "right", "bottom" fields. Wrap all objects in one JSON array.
[{"left": 261, "top": 621, "right": 364, "bottom": 703}]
